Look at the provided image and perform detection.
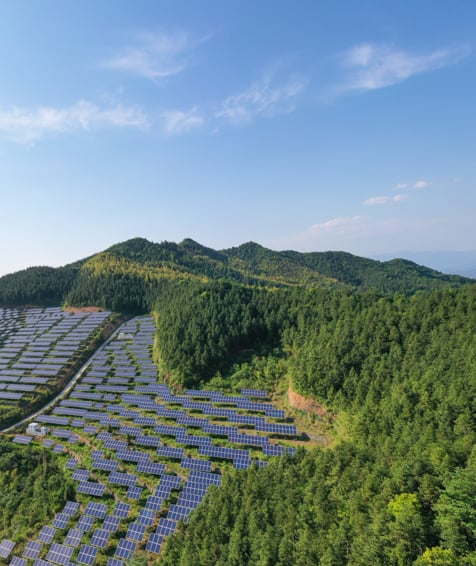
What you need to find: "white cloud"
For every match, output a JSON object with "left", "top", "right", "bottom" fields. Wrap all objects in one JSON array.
[
  {"left": 308, "top": 216, "right": 365, "bottom": 235},
  {"left": 363, "top": 193, "right": 408, "bottom": 205},
  {"left": 162, "top": 107, "right": 204, "bottom": 135},
  {"left": 339, "top": 43, "right": 469, "bottom": 92},
  {"left": 413, "top": 179, "right": 431, "bottom": 189},
  {"left": 105, "top": 31, "right": 193, "bottom": 80},
  {"left": 0, "top": 100, "right": 149, "bottom": 144},
  {"left": 216, "top": 75, "right": 307, "bottom": 124},
  {"left": 392, "top": 179, "right": 432, "bottom": 191}
]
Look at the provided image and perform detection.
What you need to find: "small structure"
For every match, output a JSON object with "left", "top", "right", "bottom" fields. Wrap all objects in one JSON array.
[
  {"left": 26, "top": 422, "right": 49, "bottom": 436},
  {"left": 117, "top": 332, "right": 134, "bottom": 341}
]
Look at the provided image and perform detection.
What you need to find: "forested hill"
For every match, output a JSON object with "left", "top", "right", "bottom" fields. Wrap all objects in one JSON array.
[
  {"left": 158, "top": 284, "right": 476, "bottom": 565},
  {"left": 0, "top": 237, "right": 472, "bottom": 311}
]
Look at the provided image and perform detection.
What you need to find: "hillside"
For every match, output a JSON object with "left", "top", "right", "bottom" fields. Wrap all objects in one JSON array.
[
  {"left": 158, "top": 284, "right": 476, "bottom": 565},
  {"left": 0, "top": 237, "right": 472, "bottom": 312},
  {"left": 0, "top": 239, "right": 474, "bottom": 565}
]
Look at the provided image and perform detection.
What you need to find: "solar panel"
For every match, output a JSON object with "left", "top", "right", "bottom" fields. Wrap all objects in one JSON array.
[
  {"left": 157, "top": 474, "right": 182, "bottom": 490},
  {"left": 167, "top": 505, "right": 192, "bottom": 522},
  {"left": 188, "top": 471, "right": 222, "bottom": 485},
  {"left": 108, "top": 471, "right": 137, "bottom": 487},
  {"left": 37, "top": 525, "right": 57, "bottom": 543},
  {"left": 154, "top": 424, "right": 186, "bottom": 437},
  {"left": 72, "top": 469, "right": 90, "bottom": 482},
  {"left": 155, "top": 518, "right": 177, "bottom": 536},
  {"left": 52, "top": 513, "right": 71, "bottom": 529},
  {"left": 181, "top": 457, "right": 212, "bottom": 472},
  {"left": 65, "top": 458, "right": 79, "bottom": 470},
  {"left": 125, "top": 522, "right": 146, "bottom": 542},
  {"left": 76, "top": 515, "right": 95, "bottom": 532},
  {"left": 112, "top": 502, "right": 130, "bottom": 519},
  {"left": 22, "top": 541, "right": 43, "bottom": 559},
  {"left": 116, "top": 449, "right": 147, "bottom": 463},
  {"left": 92, "top": 458, "right": 119, "bottom": 472},
  {"left": 102, "top": 515, "right": 121, "bottom": 533},
  {"left": 77, "top": 480, "right": 106, "bottom": 497},
  {"left": 178, "top": 489, "right": 206, "bottom": 505},
  {"left": 77, "top": 544, "right": 98, "bottom": 565},
  {"left": 262, "top": 445, "right": 284, "bottom": 456},
  {"left": 256, "top": 422, "right": 297, "bottom": 435},
  {"left": 0, "top": 539, "right": 15, "bottom": 559},
  {"left": 10, "top": 556, "right": 27, "bottom": 566},
  {"left": 136, "top": 460, "right": 165, "bottom": 476},
  {"left": 45, "top": 542, "right": 74, "bottom": 565},
  {"left": 107, "top": 558, "right": 125, "bottom": 566},
  {"left": 115, "top": 539, "right": 136, "bottom": 560},
  {"left": 233, "top": 459, "right": 252, "bottom": 469},
  {"left": 12, "top": 435, "right": 32, "bottom": 445},
  {"left": 145, "top": 496, "right": 164, "bottom": 512},
  {"left": 136, "top": 508, "right": 155, "bottom": 526},
  {"left": 63, "top": 528, "right": 84, "bottom": 547},
  {"left": 126, "top": 485, "right": 143, "bottom": 500},
  {"left": 228, "top": 432, "right": 269, "bottom": 447},
  {"left": 84, "top": 502, "right": 108, "bottom": 519},
  {"left": 145, "top": 532, "right": 163, "bottom": 554},
  {"left": 90, "top": 528, "right": 110, "bottom": 548},
  {"left": 156, "top": 446, "right": 184, "bottom": 459},
  {"left": 135, "top": 434, "right": 161, "bottom": 447}
]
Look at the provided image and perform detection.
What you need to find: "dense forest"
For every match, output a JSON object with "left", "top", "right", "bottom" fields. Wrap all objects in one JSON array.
[
  {"left": 0, "top": 438, "right": 75, "bottom": 540},
  {"left": 155, "top": 284, "right": 476, "bottom": 565}
]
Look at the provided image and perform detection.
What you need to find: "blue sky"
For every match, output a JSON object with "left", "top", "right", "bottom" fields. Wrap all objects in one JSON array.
[{"left": 0, "top": 0, "right": 475, "bottom": 276}]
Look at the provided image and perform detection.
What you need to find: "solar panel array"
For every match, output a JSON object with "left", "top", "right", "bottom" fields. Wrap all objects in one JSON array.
[
  {"left": 0, "top": 308, "right": 110, "bottom": 410},
  {"left": 12, "top": 315, "right": 301, "bottom": 563}
]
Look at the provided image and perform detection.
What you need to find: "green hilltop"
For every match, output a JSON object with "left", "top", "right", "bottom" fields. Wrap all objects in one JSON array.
[{"left": 0, "top": 237, "right": 471, "bottom": 311}]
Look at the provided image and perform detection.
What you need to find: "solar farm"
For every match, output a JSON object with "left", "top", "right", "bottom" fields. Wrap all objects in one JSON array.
[
  {"left": 5, "top": 315, "right": 303, "bottom": 564},
  {"left": 0, "top": 308, "right": 111, "bottom": 429}
]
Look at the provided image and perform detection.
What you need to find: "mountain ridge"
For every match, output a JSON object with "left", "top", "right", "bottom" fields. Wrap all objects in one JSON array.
[{"left": 0, "top": 237, "right": 473, "bottom": 311}]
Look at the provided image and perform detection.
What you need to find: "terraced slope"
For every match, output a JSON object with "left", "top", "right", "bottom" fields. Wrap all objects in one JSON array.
[
  {"left": 0, "top": 307, "right": 112, "bottom": 429},
  {"left": 4, "top": 316, "right": 303, "bottom": 563}
]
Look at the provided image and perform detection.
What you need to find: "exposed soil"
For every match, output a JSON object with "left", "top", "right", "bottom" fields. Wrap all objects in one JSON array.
[
  {"left": 64, "top": 306, "right": 104, "bottom": 313},
  {"left": 287, "top": 387, "right": 333, "bottom": 420}
]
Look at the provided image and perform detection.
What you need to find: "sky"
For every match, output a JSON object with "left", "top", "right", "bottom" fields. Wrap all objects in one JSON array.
[{"left": 0, "top": 0, "right": 475, "bottom": 276}]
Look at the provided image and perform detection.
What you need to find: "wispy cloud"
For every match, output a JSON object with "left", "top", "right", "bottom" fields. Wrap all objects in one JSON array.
[
  {"left": 105, "top": 31, "right": 194, "bottom": 80},
  {"left": 393, "top": 179, "right": 432, "bottom": 190},
  {"left": 308, "top": 216, "right": 365, "bottom": 235},
  {"left": 162, "top": 107, "right": 204, "bottom": 135},
  {"left": 338, "top": 43, "right": 469, "bottom": 92},
  {"left": 267, "top": 215, "right": 469, "bottom": 255},
  {"left": 159, "top": 72, "right": 307, "bottom": 134},
  {"left": 413, "top": 179, "right": 431, "bottom": 189},
  {"left": 216, "top": 75, "right": 307, "bottom": 124},
  {"left": 0, "top": 100, "right": 148, "bottom": 144},
  {"left": 363, "top": 194, "right": 408, "bottom": 206},
  {"left": 268, "top": 216, "right": 368, "bottom": 251}
]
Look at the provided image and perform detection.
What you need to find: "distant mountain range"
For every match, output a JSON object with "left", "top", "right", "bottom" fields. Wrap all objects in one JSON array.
[
  {"left": 0, "top": 237, "right": 473, "bottom": 312},
  {"left": 373, "top": 250, "right": 476, "bottom": 279}
]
